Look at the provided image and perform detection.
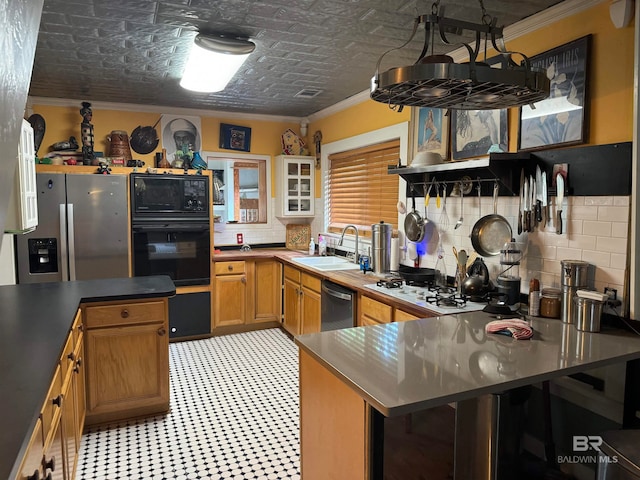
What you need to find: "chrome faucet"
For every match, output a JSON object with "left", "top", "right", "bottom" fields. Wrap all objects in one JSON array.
[{"left": 338, "top": 224, "right": 359, "bottom": 264}]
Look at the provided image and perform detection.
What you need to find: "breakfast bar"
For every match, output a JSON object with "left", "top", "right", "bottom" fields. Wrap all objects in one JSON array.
[{"left": 296, "top": 313, "right": 640, "bottom": 479}]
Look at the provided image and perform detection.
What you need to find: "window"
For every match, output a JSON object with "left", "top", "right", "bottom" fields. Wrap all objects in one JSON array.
[{"left": 326, "top": 140, "right": 400, "bottom": 235}]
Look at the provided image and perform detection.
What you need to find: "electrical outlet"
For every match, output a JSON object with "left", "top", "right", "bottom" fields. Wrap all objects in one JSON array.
[
  {"left": 236, "top": 233, "right": 243, "bottom": 244},
  {"left": 604, "top": 287, "right": 617, "bottom": 300}
]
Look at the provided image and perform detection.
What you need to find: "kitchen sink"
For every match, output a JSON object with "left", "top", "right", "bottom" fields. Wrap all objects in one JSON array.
[{"left": 291, "top": 256, "right": 360, "bottom": 271}]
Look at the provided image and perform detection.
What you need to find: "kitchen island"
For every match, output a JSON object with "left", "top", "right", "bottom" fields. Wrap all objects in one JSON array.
[
  {"left": 296, "top": 313, "right": 640, "bottom": 479},
  {"left": 0, "top": 275, "right": 175, "bottom": 480}
]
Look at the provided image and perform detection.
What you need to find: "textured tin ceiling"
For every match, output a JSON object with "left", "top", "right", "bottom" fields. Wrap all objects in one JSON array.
[{"left": 29, "top": 0, "right": 563, "bottom": 117}]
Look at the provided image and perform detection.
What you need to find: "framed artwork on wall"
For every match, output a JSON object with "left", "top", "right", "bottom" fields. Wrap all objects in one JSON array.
[
  {"left": 219, "top": 123, "right": 252, "bottom": 152},
  {"left": 451, "top": 109, "right": 508, "bottom": 160},
  {"left": 161, "top": 114, "right": 202, "bottom": 163},
  {"left": 411, "top": 107, "right": 449, "bottom": 162},
  {"left": 518, "top": 35, "right": 591, "bottom": 151}
]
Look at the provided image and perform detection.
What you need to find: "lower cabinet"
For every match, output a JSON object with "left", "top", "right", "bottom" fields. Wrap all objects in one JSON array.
[
  {"left": 83, "top": 299, "right": 170, "bottom": 426},
  {"left": 359, "top": 295, "right": 393, "bottom": 326},
  {"left": 283, "top": 265, "right": 321, "bottom": 335},
  {"left": 213, "top": 259, "right": 281, "bottom": 328},
  {"left": 17, "top": 418, "right": 43, "bottom": 480}
]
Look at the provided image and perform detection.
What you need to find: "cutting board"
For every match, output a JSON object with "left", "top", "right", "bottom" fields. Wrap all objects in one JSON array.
[{"left": 286, "top": 224, "right": 311, "bottom": 250}]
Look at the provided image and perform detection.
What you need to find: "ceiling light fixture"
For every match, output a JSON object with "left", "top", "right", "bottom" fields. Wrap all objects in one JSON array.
[
  {"left": 370, "top": 1, "right": 550, "bottom": 111},
  {"left": 180, "top": 33, "right": 255, "bottom": 93}
]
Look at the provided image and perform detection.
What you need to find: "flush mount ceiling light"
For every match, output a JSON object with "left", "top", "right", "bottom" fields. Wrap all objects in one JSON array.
[
  {"left": 370, "top": 1, "right": 550, "bottom": 111},
  {"left": 180, "top": 33, "right": 255, "bottom": 93}
]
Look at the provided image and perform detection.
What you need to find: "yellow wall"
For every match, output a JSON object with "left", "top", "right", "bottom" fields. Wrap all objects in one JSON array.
[
  {"left": 33, "top": 104, "right": 300, "bottom": 162},
  {"left": 309, "top": 3, "right": 634, "bottom": 150}
]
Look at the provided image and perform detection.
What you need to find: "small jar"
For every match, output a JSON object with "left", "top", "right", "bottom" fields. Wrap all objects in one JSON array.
[{"left": 540, "top": 288, "right": 562, "bottom": 318}]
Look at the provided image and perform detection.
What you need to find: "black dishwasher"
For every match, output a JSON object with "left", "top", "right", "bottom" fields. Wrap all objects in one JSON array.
[
  {"left": 321, "top": 280, "right": 355, "bottom": 331},
  {"left": 168, "top": 291, "right": 211, "bottom": 339}
]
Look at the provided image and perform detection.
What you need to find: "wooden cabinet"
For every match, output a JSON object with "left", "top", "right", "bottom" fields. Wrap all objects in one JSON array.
[
  {"left": 359, "top": 295, "right": 393, "bottom": 326},
  {"left": 394, "top": 309, "right": 421, "bottom": 322},
  {"left": 213, "top": 259, "right": 281, "bottom": 328},
  {"left": 84, "top": 299, "right": 169, "bottom": 426},
  {"left": 249, "top": 260, "right": 281, "bottom": 324},
  {"left": 214, "top": 261, "right": 247, "bottom": 327},
  {"left": 275, "top": 155, "right": 315, "bottom": 217},
  {"left": 17, "top": 419, "right": 44, "bottom": 480},
  {"left": 283, "top": 265, "right": 321, "bottom": 335}
]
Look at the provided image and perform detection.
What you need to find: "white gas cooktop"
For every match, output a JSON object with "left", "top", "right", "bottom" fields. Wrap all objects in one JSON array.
[{"left": 364, "top": 282, "right": 487, "bottom": 316}]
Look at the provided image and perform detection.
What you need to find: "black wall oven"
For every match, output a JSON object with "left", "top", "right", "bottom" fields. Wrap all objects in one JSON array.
[{"left": 131, "top": 174, "right": 210, "bottom": 287}]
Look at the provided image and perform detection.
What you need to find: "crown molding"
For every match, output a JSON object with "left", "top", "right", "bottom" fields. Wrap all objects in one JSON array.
[
  {"left": 308, "top": 0, "right": 605, "bottom": 121},
  {"left": 27, "top": 96, "right": 303, "bottom": 124}
]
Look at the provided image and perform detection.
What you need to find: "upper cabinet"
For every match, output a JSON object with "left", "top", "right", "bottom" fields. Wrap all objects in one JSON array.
[
  {"left": 275, "top": 155, "right": 315, "bottom": 218},
  {"left": 5, "top": 120, "right": 38, "bottom": 234}
]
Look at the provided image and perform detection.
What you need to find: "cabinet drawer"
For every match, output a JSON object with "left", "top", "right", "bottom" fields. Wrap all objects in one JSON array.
[
  {"left": 284, "top": 265, "right": 301, "bottom": 283},
  {"left": 360, "top": 295, "right": 392, "bottom": 324},
  {"left": 394, "top": 309, "right": 421, "bottom": 322},
  {"left": 301, "top": 272, "right": 321, "bottom": 293},
  {"left": 85, "top": 301, "right": 166, "bottom": 328},
  {"left": 215, "top": 261, "right": 246, "bottom": 275},
  {"left": 41, "top": 364, "right": 62, "bottom": 446},
  {"left": 60, "top": 333, "right": 75, "bottom": 383},
  {"left": 72, "top": 310, "right": 83, "bottom": 345}
]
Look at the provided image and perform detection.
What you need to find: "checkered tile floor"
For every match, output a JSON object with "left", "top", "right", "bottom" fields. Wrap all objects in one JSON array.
[{"left": 76, "top": 328, "right": 300, "bottom": 480}]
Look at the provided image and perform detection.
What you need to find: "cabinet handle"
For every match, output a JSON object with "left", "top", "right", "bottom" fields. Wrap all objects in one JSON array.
[
  {"left": 27, "top": 469, "right": 40, "bottom": 480},
  {"left": 51, "top": 395, "right": 62, "bottom": 408},
  {"left": 121, "top": 309, "right": 129, "bottom": 318},
  {"left": 78, "top": 323, "right": 84, "bottom": 332},
  {"left": 44, "top": 473, "right": 52, "bottom": 480},
  {"left": 44, "top": 456, "right": 55, "bottom": 471},
  {"left": 299, "top": 290, "right": 304, "bottom": 297},
  {"left": 227, "top": 265, "right": 233, "bottom": 271},
  {"left": 74, "top": 357, "right": 82, "bottom": 373},
  {"left": 67, "top": 352, "right": 75, "bottom": 362},
  {"left": 241, "top": 276, "right": 246, "bottom": 284},
  {"left": 157, "top": 327, "right": 166, "bottom": 336}
]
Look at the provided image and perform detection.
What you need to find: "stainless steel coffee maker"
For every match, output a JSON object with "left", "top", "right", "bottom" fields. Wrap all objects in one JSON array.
[{"left": 371, "top": 221, "right": 392, "bottom": 275}]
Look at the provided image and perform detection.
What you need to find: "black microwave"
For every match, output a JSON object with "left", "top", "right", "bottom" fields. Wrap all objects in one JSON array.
[{"left": 131, "top": 173, "right": 209, "bottom": 222}]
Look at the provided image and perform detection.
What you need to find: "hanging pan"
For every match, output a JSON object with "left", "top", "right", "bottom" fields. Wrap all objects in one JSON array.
[
  {"left": 404, "top": 194, "right": 426, "bottom": 242},
  {"left": 470, "top": 182, "right": 512, "bottom": 257},
  {"left": 130, "top": 117, "right": 161, "bottom": 155}
]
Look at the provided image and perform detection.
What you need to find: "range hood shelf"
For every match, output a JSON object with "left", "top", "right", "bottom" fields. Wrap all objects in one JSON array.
[{"left": 389, "top": 153, "right": 534, "bottom": 198}]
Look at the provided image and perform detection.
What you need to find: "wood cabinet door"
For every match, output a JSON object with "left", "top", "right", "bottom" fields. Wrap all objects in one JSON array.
[
  {"left": 18, "top": 418, "right": 44, "bottom": 480},
  {"left": 283, "top": 277, "right": 301, "bottom": 335},
  {"left": 62, "top": 374, "right": 78, "bottom": 480},
  {"left": 43, "top": 414, "right": 65, "bottom": 480},
  {"left": 301, "top": 286, "right": 321, "bottom": 334},
  {"left": 252, "top": 260, "right": 281, "bottom": 323},
  {"left": 73, "top": 339, "right": 86, "bottom": 448},
  {"left": 85, "top": 322, "right": 169, "bottom": 422},
  {"left": 214, "top": 274, "right": 246, "bottom": 327},
  {"left": 359, "top": 295, "right": 392, "bottom": 325}
]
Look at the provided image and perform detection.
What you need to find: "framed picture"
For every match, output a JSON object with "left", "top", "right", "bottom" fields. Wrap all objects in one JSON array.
[
  {"left": 518, "top": 35, "right": 591, "bottom": 151},
  {"left": 220, "top": 123, "right": 251, "bottom": 152},
  {"left": 451, "top": 109, "right": 508, "bottom": 160},
  {"left": 411, "top": 107, "right": 449, "bottom": 161},
  {"left": 161, "top": 114, "right": 202, "bottom": 163}
]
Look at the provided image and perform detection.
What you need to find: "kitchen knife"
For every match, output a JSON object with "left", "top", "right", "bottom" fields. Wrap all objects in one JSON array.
[
  {"left": 535, "top": 165, "right": 543, "bottom": 224},
  {"left": 517, "top": 169, "right": 524, "bottom": 235},
  {"left": 541, "top": 170, "right": 548, "bottom": 227},
  {"left": 530, "top": 174, "right": 536, "bottom": 231},
  {"left": 523, "top": 176, "right": 529, "bottom": 232},
  {"left": 556, "top": 174, "right": 564, "bottom": 235}
]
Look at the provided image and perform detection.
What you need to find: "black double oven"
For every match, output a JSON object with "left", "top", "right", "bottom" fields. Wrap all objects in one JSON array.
[{"left": 131, "top": 173, "right": 210, "bottom": 287}]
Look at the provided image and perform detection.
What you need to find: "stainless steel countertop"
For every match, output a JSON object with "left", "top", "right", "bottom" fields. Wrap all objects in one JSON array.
[{"left": 295, "top": 312, "right": 640, "bottom": 417}]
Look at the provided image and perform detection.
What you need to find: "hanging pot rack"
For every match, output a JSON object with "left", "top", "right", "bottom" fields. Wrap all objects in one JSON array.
[{"left": 370, "top": 0, "right": 550, "bottom": 111}]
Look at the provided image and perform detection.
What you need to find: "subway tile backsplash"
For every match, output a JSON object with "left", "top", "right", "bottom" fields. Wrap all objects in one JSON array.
[{"left": 212, "top": 194, "right": 629, "bottom": 315}]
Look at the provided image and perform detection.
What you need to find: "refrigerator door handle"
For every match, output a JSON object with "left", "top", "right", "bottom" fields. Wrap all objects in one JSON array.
[
  {"left": 68, "top": 203, "right": 77, "bottom": 281},
  {"left": 59, "top": 204, "right": 69, "bottom": 281}
]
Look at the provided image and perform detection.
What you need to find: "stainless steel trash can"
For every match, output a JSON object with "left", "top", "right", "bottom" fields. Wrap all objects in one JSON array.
[{"left": 597, "top": 430, "right": 640, "bottom": 479}]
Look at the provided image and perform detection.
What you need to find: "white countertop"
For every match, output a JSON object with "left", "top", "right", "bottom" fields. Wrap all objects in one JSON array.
[{"left": 295, "top": 313, "right": 640, "bottom": 417}]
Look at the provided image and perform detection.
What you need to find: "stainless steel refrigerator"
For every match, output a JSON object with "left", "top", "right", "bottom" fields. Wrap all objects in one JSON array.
[{"left": 15, "top": 173, "right": 129, "bottom": 283}]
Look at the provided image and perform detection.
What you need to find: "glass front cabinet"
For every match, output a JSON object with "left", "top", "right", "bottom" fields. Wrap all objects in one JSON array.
[{"left": 275, "top": 155, "right": 315, "bottom": 217}]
